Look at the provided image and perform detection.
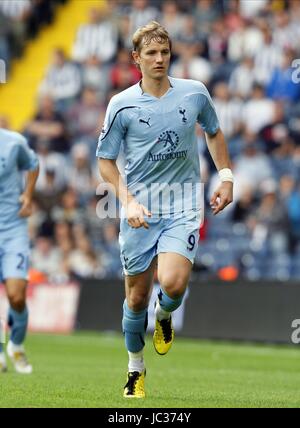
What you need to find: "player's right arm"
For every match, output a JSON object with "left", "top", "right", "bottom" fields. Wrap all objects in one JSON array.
[
  {"left": 99, "top": 159, "right": 151, "bottom": 229},
  {"left": 97, "top": 97, "right": 151, "bottom": 229}
]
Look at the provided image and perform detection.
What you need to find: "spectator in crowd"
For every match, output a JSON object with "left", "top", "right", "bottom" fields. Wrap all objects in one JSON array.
[
  {"left": 39, "top": 48, "right": 82, "bottom": 112},
  {"left": 81, "top": 55, "right": 111, "bottom": 96},
  {"left": 160, "top": 1, "right": 185, "bottom": 41},
  {"left": 57, "top": 236, "right": 74, "bottom": 262},
  {"left": 35, "top": 139, "right": 67, "bottom": 193},
  {"left": 173, "top": 15, "right": 203, "bottom": 57},
  {"left": 118, "top": 15, "right": 133, "bottom": 50},
  {"left": 170, "top": 42, "right": 212, "bottom": 84},
  {"left": 254, "top": 25, "right": 283, "bottom": 86},
  {"left": 174, "top": 0, "right": 195, "bottom": 13},
  {"left": 273, "top": 10, "right": 299, "bottom": 51},
  {"left": 72, "top": 7, "right": 119, "bottom": 63},
  {"left": 242, "top": 84, "right": 276, "bottom": 134},
  {"left": 84, "top": 196, "right": 112, "bottom": 247},
  {"left": 68, "top": 87, "right": 104, "bottom": 142},
  {"left": 227, "top": 18, "right": 263, "bottom": 63},
  {"left": 232, "top": 186, "right": 255, "bottom": 223},
  {"left": 259, "top": 102, "right": 288, "bottom": 153},
  {"left": 238, "top": 0, "right": 268, "bottom": 19},
  {"left": 110, "top": 49, "right": 141, "bottom": 91},
  {"left": 100, "top": 222, "right": 123, "bottom": 277},
  {"left": 207, "top": 18, "right": 228, "bottom": 73},
  {"left": 67, "top": 143, "right": 98, "bottom": 203},
  {"left": 0, "top": 0, "right": 31, "bottom": 56},
  {"left": 31, "top": 236, "right": 61, "bottom": 279},
  {"left": 0, "top": 0, "right": 63, "bottom": 72},
  {"left": 224, "top": 0, "right": 244, "bottom": 33},
  {"left": 56, "top": 238, "right": 74, "bottom": 282},
  {"left": 247, "top": 181, "right": 290, "bottom": 255},
  {"left": 267, "top": 49, "right": 300, "bottom": 104},
  {"left": 0, "top": 12, "right": 11, "bottom": 66},
  {"left": 67, "top": 233, "right": 106, "bottom": 279},
  {"left": 54, "top": 220, "right": 73, "bottom": 251},
  {"left": 194, "top": 0, "right": 220, "bottom": 37},
  {"left": 128, "top": 0, "right": 160, "bottom": 37},
  {"left": 229, "top": 56, "right": 256, "bottom": 99},
  {"left": 212, "top": 81, "right": 242, "bottom": 140},
  {"left": 52, "top": 187, "right": 85, "bottom": 224},
  {"left": 0, "top": 1, "right": 31, "bottom": 22},
  {"left": 35, "top": 165, "right": 65, "bottom": 214},
  {"left": 234, "top": 133, "right": 274, "bottom": 196},
  {"left": 270, "top": 138, "right": 297, "bottom": 180},
  {"left": 25, "top": 95, "right": 70, "bottom": 153}
]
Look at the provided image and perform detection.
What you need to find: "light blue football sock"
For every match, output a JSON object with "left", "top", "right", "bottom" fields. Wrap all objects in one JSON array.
[
  {"left": 122, "top": 300, "right": 148, "bottom": 353},
  {"left": 158, "top": 288, "right": 184, "bottom": 313},
  {"left": 8, "top": 306, "right": 28, "bottom": 346}
]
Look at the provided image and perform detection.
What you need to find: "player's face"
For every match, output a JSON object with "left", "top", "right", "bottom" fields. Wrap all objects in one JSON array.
[{"left": 134, "top": 39, "right": 171, "bottom": 80}]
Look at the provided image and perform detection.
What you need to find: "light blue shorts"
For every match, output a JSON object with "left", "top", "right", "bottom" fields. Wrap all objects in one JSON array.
[
  {"left": 119, "top": 210, "right": 201, "bottom": 276},
  {"left": 0, "top": 234, "right": 30, "bottom": 283}
]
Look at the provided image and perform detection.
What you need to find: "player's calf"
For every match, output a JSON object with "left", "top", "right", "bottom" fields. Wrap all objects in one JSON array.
[
  {"left": 122, "top": 301, "right": 148, "bottom": 397},
  {"left": 153, "top": 288, "right": 185, "bottom": 355}
]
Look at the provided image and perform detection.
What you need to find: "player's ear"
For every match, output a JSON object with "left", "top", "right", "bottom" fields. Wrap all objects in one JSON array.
[{"left": 132, "top": 50, "right": 140, "bottom": 67}]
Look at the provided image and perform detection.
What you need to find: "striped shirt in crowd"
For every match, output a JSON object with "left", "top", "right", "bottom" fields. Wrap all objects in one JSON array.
[{"left": 0, "top": 0, "right": 31, "bottom": 19}]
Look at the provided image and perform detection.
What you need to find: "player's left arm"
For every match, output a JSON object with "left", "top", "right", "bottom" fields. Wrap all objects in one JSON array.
[
  {"left": 205, "top": 129, "right": 233, "bottom": 216},
  {"left": 17, "top": 136, "right": 40, "bottom": 218}
]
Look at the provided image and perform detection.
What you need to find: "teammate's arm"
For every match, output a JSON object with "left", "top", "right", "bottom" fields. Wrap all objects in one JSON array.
[
  {"left": 205, "top": 129, "right": 233, "bottom": 215},
  {"left": 16, "top": 135, "right": 40, "bottom": 218},
  {"left": 98, "top": 159, "right": 151, "bottom": 229},
  {"left": 19, "top": 167, "right": 39, "bottom": 218}
]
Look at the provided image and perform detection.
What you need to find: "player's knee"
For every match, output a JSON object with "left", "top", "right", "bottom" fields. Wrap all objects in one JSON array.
[
  {"left": 159, "top": 274, "right": 187, "bottom": 299},
  {"left": 127, "top": 293, "right": 149, "bottom": 312},
  {"left": 7, "top": 293, "right": 26, "bottom": 312}
]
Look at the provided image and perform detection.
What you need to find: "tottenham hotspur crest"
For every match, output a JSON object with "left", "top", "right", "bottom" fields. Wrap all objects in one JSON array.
[{"left": 179, "top": 107, "right": 187, "bottom": 123}]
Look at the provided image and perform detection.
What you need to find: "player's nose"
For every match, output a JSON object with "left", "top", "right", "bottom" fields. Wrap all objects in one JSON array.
[{"left": 155, "top": 53, "right": 163, "bottom": 63}]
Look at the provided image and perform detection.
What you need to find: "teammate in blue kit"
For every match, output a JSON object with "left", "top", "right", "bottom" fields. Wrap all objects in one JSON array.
[
  {"left": 0, "top": 127, "right": 39, "bottom": 374},
  {"left": 97, "top": 22, "right": 233, "bottom": 398}
]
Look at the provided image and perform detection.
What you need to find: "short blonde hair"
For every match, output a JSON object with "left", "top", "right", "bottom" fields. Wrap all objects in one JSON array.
[{"left": 132, "top": 21, "right": 172, "bottom": 52}]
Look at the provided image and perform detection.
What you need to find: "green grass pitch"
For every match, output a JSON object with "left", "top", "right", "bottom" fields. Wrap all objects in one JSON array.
[{"left": 1, "top": 332, "right": 300, "bottom": 408}]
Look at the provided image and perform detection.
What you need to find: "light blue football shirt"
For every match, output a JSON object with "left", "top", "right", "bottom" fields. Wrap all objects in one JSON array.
[
  {"left": 0, "top": 128, "right": 39, "bottom": 236},
  {"left": 96, "top": 77, "right": 220, "bottom": 215}
]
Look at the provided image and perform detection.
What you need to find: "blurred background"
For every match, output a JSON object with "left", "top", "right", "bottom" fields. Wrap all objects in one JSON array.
[{"left": 1, "top": 0, "right": 300, "bottom": 340}]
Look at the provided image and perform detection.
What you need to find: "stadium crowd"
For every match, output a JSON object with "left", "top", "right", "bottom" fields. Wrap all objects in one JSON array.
[
  {"left": 0, "top": 0, "right": 67, "bottom": 71},
  {"left": 1, "top": 0, "right": 300, "bottom": 282}
]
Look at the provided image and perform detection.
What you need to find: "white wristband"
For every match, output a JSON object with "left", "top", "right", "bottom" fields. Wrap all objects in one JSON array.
[{"left": 219, "top": 168, "right": 234, "bottom": 183}]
